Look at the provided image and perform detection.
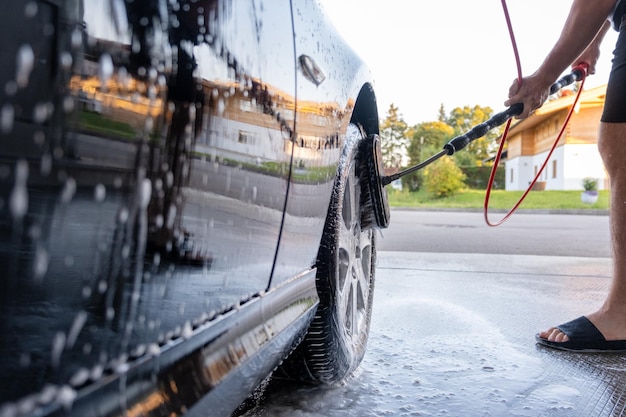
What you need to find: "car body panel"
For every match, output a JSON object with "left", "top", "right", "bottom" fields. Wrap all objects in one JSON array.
[
  {"left": 0, "top": 1, "right": 379, "bottom": 416},
  {"left": 271, "top": 0, "right": 379, "bottom": 286}
]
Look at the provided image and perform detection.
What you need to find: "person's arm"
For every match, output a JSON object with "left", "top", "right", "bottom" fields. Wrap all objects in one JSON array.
[
  {"left": 575, "top": 20, "right": 612, "bottom": 75},
  {"left": 504, "top": 0, "right": 616, "bottom": 119}
]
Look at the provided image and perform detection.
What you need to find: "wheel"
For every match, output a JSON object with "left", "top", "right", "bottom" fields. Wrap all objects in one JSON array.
[{"left": 281, "top": 123, "right": 377, "bottom": 384}]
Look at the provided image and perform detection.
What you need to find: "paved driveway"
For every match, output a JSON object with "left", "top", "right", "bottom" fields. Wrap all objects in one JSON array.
[{"left": 242, "top": 211, "right": 623, "bottom": 417}]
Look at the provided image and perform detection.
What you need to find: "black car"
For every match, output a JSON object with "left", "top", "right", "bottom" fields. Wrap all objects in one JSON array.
[{"left": 0, "top": 1, "right": 388, "bottom": 416}]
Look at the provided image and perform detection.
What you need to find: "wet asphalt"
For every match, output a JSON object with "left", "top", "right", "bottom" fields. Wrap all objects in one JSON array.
[{"left": 243, "top": 210, "right": 625, "bottom": 417}]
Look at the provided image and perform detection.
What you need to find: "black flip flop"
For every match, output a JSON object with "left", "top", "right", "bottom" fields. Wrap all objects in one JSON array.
[{"left": 535, "top": 316, "right": 626, "bottom": 352}]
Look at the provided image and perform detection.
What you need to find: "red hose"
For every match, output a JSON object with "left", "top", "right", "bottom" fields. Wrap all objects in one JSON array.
[{"left": 484, "top": 1, "right": 587, "bottom": 227}]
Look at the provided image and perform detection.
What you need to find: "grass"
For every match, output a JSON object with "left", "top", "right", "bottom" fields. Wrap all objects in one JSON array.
[
  {"left": 79, "top": 111, "right": 136, "bottom": 140},
  {"left": 387, "top": 188, "right": 610, "bottom": 211}
]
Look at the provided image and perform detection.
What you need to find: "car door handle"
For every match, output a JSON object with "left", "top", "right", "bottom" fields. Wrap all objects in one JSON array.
[{"left": 299, "top": 55, "right": 326, "bottom": 86}]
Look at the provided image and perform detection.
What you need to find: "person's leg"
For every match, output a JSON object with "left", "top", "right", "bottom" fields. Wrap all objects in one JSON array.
[
  {"left": 538, "top": 15, "right": 626, "bottom": 347},
  {"left": 539, "top": 122, "right": 626, "bottom": 343}
]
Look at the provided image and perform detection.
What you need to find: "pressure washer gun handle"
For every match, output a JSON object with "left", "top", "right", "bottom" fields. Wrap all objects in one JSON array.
[
  {"left": 443, "top": 104, "right": 522, "bottom": 155},
  {"left": 550, "top": 63, "right": 589, "bottom": 94},
  {"left": 443, "top": 63, "right": 589, "bottom": 155}
]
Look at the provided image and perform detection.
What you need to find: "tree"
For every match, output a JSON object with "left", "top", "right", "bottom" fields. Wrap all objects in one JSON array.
[
  {"left": 408, "top": 121, "right": 455, "bottom": 158},
  {"left": 423, "top": 156, "right": 466, "bottom": 198},
  {"left": 445, "top": 105, "right": 503, "bottom": 167},
  {"left": 403, "top": 121, "right": 454, "bottom": 191},
  {"left": 437, "top": 103, "right": 446, "bottom": 122},
  {"left": 380, "top": 104, "right": 409, "bottom": 168}
]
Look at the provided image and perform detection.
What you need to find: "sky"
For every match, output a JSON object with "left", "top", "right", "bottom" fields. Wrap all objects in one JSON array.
[{"left": 319, "top": 0, "right": 619, "bottom": 126}]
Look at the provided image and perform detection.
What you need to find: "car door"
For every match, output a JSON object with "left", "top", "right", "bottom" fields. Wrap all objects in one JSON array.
[
  {"left": 0, "top": 0, "right": 296, "bottom": 404},
  {"left": 271, "top": 0, "right": 357, "bottom": 285}
]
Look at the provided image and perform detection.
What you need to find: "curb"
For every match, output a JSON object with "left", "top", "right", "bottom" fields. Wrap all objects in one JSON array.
[{"left": 390, "top": 207, "right": 610, "bottom": 216}]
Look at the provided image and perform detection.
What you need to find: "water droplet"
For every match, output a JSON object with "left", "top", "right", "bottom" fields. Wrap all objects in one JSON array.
[
  {"left": 66, "top": 311, "right": 87, "bottom": 349},
  {"left": 1, "top": 104, "right": 14, "bottom": 133},
  {"left": 98, "top": 53, "right": 114, "bottom": 92},
  {"left": 165, "top": 171, "right": 174, "bottom": 187},
  {"left": 121, "top": 244, "right": 130, "bottom": 259},
  {"left": 38, "top": 384, "right": 58, "bottom": 405},
  {"left": 106, "top": 307, "right": 115, "bottom": 321},
  {"left": 28, "top": 224, "right": 41, "bottom": 240},
  {"left": 147, "top": 343, "right": 160, "bottom": 357},
  {"left": 132, "top": 38, "right": 141, "bottom": 54},
  {"left": 182, "top": 321, "right": 193, "bottom": 339},
  {"left": 40, "top": 153, "right": 52, "bottom": 176},
  {"left": 33, "top": 130, "right": 45, "bottom": 146},
  {"left": 90, "top": 364, "right": 103, "bottom": 380},
  {"left": 19, "top": 353, "right": 30, "bottom": 367},
  {"left": 217, "top": 97, "right": 225, "bottom": 116},
  {"left": 63, "top": 96, "right": 75, "bottom": 113},
  {"left": 17, "top": 396, "right": 36, "bottom": 415},
  {"left": 118, "top": 207, "right": 129, "bottom": 224},
  {"left": 81, "top": 286, "right": 91, "bottom": 299},
  {"left": 69, "top": 368, "right": 89, "bottom": 387},
  {"left": 33, "top": 246, "right": 49, "bottom": 282},
  {"left": 132, "top": 344, "right": 146, "bottom": 357},
  {"left": 0, "top": 403, "right": 17, "bottom": 417},
  {"left": 166, "top": 205, "right": 176, "bottom": 228},
  {"left": 139, "top": 179, "right": 152, "bottom": 208},
  {"left": 33, "top": 102, "right": 52, "bottom": 124},
  {"left": 51, "top": 332, "right": 66, "bottom": 368},
  {"left": 60, "top": 177, "right": 76, "bottom": 204},
  {"left": 94, "top": 183, "right": 106, "bottom": 202},
  {"left": 24, "top": 1, "right": 38, "bottom": 18},
  {"left": 60, "top": 52, "right": 73, "bottom": 71},
  {"left": 5, "top": 81, "right": 18, "bottom": 96},
  {"left": 9, "top": 160, "right": 29, "bottom": 220},
  {"left": 71, "top": 28, "right": 82, "bottom": 50},
  {"left": 145, "top": 116, "right": 154, "bottom": 131},
  {"left": 43, "top": 23, "right": 54, "bottom": 37},
  {"left": 16, "top": 44, "right": 34, "bottom": 88},
  {"left": 55, "top": 386, "right": 76, "bottom": 411}
]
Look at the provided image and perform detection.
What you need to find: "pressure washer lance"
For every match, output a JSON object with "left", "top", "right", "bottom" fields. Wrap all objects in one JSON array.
[{"left": 380, "top": 65, "right": 588, "bottom": 187}]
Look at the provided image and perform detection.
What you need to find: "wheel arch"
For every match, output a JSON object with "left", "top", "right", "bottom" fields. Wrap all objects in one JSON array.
[{"left": 350, "top": 83, "right": 380, "bottom": 137}]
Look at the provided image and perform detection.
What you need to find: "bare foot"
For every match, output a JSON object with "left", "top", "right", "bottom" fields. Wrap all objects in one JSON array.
[{"left": 538, "top": 327, "right": 569, "bottom": 342}]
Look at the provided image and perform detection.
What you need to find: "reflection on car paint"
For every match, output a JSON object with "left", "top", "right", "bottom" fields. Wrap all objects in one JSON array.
[{"left": 0, "top": 0, "right": 380, "bottom": 415}]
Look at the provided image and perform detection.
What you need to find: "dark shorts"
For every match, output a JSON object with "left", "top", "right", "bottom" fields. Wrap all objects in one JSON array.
[{"left": 602, "top": 15, "right": 626, "bottom": 123}]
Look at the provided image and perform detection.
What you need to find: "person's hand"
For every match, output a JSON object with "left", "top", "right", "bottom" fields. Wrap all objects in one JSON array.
[{"left": 504, "top": 72, "right": 554, "bottom": 119}]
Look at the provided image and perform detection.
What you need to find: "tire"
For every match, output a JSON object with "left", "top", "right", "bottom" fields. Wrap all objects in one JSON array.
[{"left": 282, "top": 123, "right": 377, "bottom": 384}]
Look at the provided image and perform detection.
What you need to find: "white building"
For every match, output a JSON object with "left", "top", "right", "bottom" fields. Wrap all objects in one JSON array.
[{"left": 504, "top": 85, "right": 607, "bottom": 191}]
